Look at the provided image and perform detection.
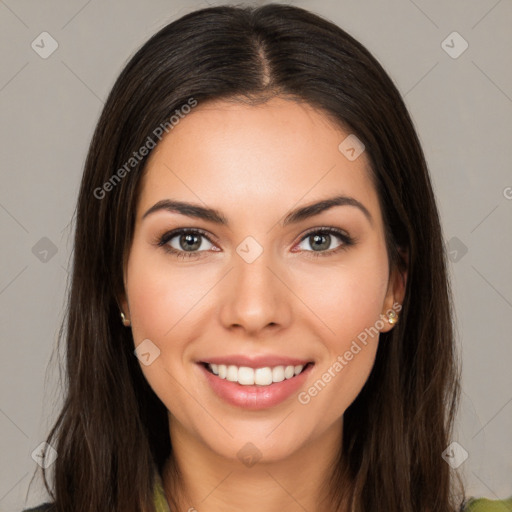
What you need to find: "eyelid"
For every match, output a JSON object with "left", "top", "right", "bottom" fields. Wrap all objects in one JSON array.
[
  {"left": 298, "top": 225, "right": 351, "bottom": 241},
  {"left": 155, "top": 227, "right": 218, "bottom": 248}
]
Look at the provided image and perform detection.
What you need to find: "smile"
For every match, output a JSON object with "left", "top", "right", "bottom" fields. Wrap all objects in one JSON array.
[
  {"left": 198, "top": 359, "right": 315, "bottom": 410},
  {"left": 204, "top": 362, "right": 312, "bottom": 386}
]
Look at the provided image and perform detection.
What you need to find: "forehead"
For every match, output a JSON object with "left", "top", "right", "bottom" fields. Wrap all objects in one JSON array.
[{"left": 137, "top": 97, "right": 381, "bottom": 228}]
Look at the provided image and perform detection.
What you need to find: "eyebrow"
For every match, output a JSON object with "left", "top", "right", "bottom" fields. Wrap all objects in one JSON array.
[{"left": 142, "top": 195, "right": 373, "bottom": 227}]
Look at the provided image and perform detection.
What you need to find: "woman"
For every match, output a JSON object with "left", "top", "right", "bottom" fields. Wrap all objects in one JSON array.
[{"left": 23, "top": 4, "right": 511, "bottom": 512}]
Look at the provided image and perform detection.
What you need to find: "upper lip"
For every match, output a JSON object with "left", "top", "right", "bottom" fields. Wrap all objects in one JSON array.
[{"left": 199, "top": 355, "right": 314, "bottom": 368}]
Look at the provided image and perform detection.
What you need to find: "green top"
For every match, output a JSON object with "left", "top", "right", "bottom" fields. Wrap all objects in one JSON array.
[
  {"left": 463, "top": 498, "right": 512, "bottom": 511},
  {"left": 22, "top": 467, "right": 512, "bottom": 511},
  {"left": 153, "top": 467, "right": 171, "bottom": 512}
]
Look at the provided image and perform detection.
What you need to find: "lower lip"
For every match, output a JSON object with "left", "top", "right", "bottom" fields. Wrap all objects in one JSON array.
[{"left": 199, "top": 363, "right": 313, "bottom": 410}]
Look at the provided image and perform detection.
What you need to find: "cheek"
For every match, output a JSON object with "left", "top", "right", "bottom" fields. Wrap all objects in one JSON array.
[
  {"left": 293, "top": 245, "right": 387, "bottom": 415},
  {"left": 125, "top": 245, "right": 205, "bottom": 343},
  {"left": 126, "top": 271, "right": 171, "bottom": 343},
  {"left": 294, "top": 247, "right": 389, "bottom": 345},
  {"left": 125, "top": 248, "right": 198, "bottom": 408}
]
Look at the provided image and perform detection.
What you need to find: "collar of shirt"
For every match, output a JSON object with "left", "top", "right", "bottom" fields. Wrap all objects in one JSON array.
[{"left": 152, "top": 465, "right": 171, "bottom": 512}]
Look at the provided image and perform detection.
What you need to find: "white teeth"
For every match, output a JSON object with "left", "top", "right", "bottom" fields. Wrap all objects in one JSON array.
[
  {"left": 226, "top": 365, "right": 238, "bottom": 382},
  {"left": 207, "top": 363, "right": 307, "bottom": 386},
  {"left": 254, "top": 367, "right": 273, "bottom": 386},
  {"left": 272, "top": 366, "right": 285, "bottom": 383},
  {"left": 238, "top": 367, "right": 255, "bottom": 385},
  {"left": 284, "top": 365, "right": 295, "bottom": 379}
]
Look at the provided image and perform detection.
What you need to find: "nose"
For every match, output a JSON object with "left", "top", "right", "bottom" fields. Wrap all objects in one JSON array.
[{"left": 218, "top": 247, "right": 292, "bottom": 336}]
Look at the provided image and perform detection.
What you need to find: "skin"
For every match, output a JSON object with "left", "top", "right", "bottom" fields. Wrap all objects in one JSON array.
[{"left": 120, "top": 97, "right": 407, "bottom": 512}]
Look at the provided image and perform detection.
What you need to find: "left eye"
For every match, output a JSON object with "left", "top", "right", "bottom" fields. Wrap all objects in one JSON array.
[{"left": 295, "top": 228, "right": 353, "bottom": 254}]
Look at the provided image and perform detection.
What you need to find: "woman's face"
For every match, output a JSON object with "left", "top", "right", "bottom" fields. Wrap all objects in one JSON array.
[{"left": 121, "top": 97, "right": 405, "bottom": 463}]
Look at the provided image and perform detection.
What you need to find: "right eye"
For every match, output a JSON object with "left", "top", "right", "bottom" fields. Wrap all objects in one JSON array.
[{"left": 156, "top": 228, "right": 218, "bottom": 259}]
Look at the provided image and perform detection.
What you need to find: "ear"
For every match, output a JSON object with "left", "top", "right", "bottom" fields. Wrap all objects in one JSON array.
[
  {"left": 379, "top": 247, "right": 408, "bottom": 333},
  {"left": 117, "top": 291, "right": 129, "bottom": 317}
]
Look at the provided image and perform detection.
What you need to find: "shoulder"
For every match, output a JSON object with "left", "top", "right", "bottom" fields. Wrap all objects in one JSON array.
[
  {"left": 464, "top": 497, "right": 512, "bottom": 511},
  {"left": 21, "top": 503, "right": 53, "bottom": 512}
]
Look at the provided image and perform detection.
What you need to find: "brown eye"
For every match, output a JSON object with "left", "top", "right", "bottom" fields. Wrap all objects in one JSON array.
[
  {"left": 307, "top": 233, "right": 334, "bottom": 251},
  {"left": 295, "top": 228, "right": 355, "bottom": 257},
  {"left": 157, "top": 228, "right": 216, "bottom": 259},
  {"left": 175, "top": 232, "right": 203, "bottom": 252}
]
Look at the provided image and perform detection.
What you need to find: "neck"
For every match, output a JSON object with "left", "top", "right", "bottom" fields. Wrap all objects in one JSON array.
[{"left": 162, "top": 417, "right": 350, "bottom": 512}]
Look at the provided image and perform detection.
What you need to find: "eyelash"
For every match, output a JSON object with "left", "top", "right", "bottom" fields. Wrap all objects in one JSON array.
[{"left": 154, "top": 227, "right": 357, "bottom": 260}]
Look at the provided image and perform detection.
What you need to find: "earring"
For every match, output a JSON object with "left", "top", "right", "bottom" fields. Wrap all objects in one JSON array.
[
  {"left": 120, "top": 311, "right": 131, "bottom": 327},
  {"left": 387, "top": 310, "right": 398, "bottom": 325}
]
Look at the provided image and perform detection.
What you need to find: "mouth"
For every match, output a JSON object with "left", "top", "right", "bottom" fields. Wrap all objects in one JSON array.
[
  {"left": 200, "top": 361, "right": 314, "bottom": 387},
  {"left": 197, "top": 358, "right": 315, "bottom": 409}
]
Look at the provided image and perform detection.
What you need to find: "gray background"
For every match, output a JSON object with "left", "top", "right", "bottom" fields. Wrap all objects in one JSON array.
[{"left": 1, "top": 0, "right": 511, "bottom": 510}]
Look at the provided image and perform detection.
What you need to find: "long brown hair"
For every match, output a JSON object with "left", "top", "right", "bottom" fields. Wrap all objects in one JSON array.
[{"left": 29, "top": 4, "right": 464, "bottom": 511}]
